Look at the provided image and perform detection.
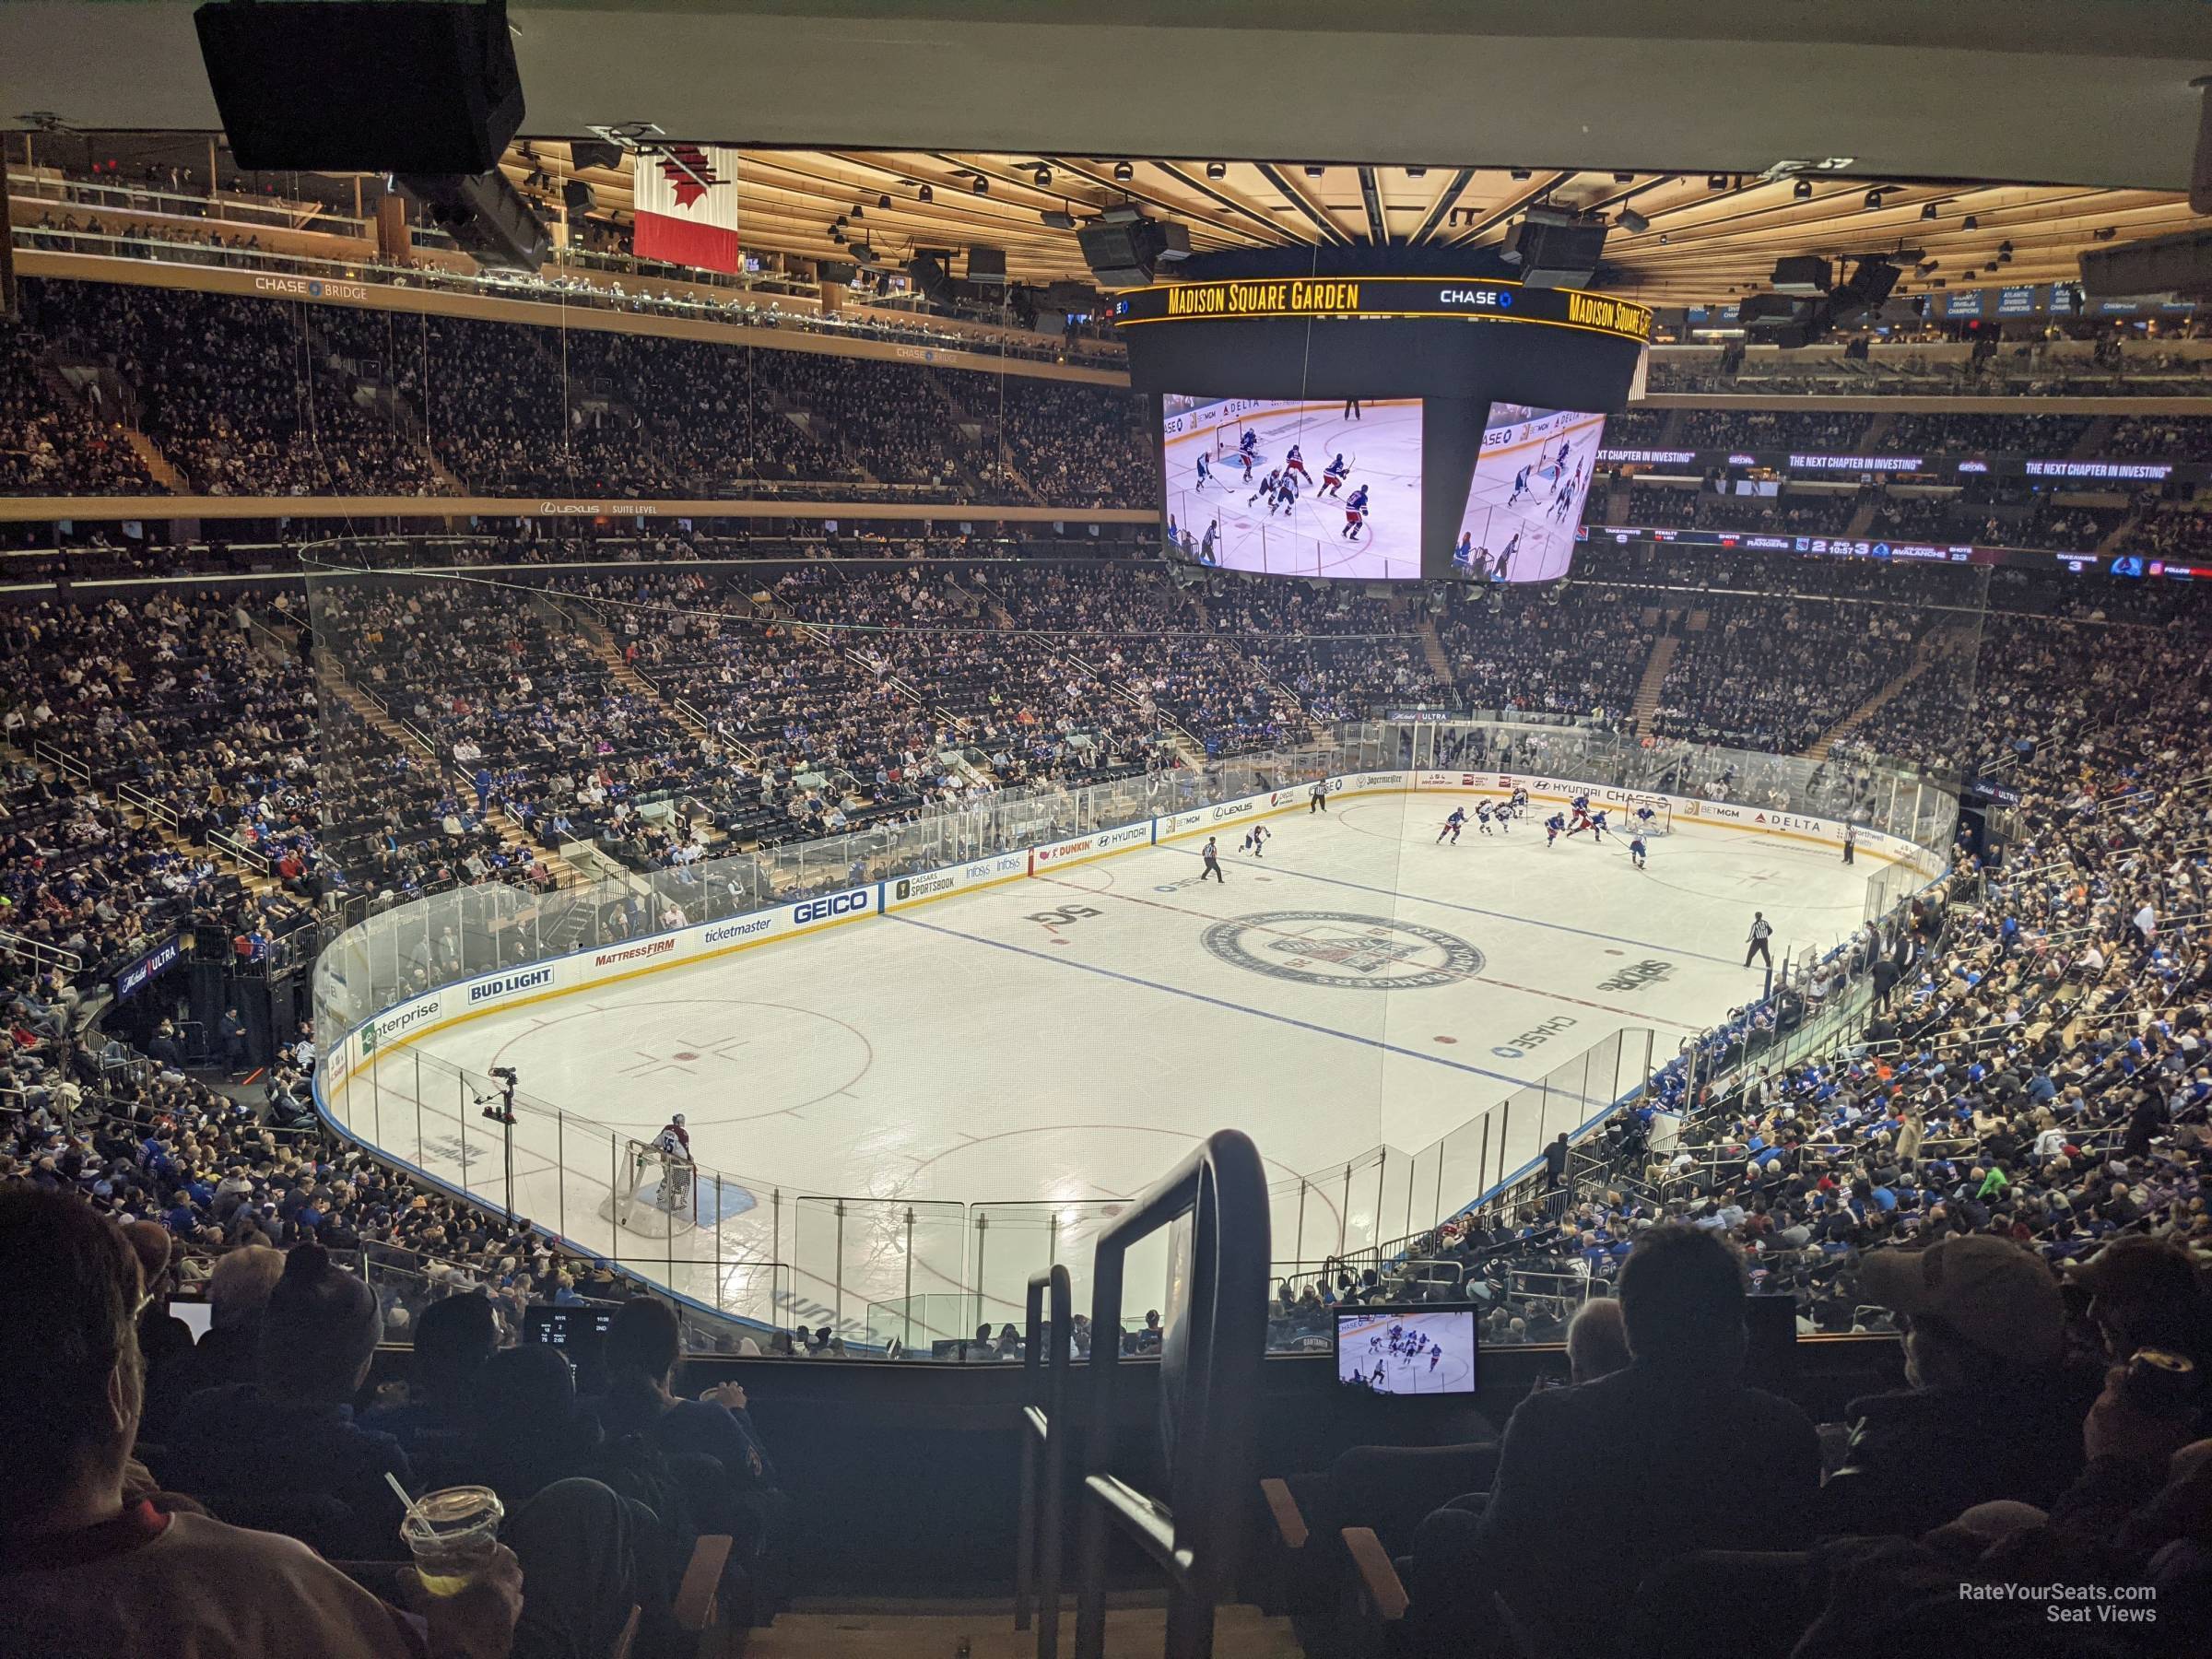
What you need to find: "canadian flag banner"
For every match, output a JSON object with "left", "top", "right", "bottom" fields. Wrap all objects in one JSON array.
[{"left": 632, "top": 144, "right": 741, "bottom": 274}]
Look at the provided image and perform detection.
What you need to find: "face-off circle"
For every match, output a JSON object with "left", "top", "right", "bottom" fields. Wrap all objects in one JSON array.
[{"left": 1201, "top": 911, "right": 1485, "bottom": 991}]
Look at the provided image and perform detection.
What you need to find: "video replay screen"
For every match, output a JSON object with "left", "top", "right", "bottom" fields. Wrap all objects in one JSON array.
[
  {"left": 1162, "top": 394, "right": 1424, "bottom": 581},
  {"left": 1453, "top": 405, "right": 1607, "bottom": 583},
  {"left": 1335, "top": 1307, "right": 1480, "bottom": 1395}
]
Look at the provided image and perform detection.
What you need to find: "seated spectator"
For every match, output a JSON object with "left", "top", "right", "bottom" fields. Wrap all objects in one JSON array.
[
  {"left": 594, "top": 1296, "right": 791, "bottom": 1618},
  {"left": 366, "top": 1289, "right": 500, "bottom": 1485},
  {"left": 0, "top": 1186, "right": 518, "bottom": 1659},
  {"left": 464, "top": 1344, "right": 606, "bottom": 1510},
  {"left": 156, "top": 1241, "right": 411, "bottom": 1557},
  {"left": 162, "top": 1241, "right": 284, "bottom": 1409},
  {"left": 1813, "top": 1234, "right": 2104, "bottom": 1537},
  {"left": 1398, "top": 1224, "right": 1819, "bottom": 1658},
  {"left": 1562, "top": 1294, "right": 1632, "bottom": 1383}
]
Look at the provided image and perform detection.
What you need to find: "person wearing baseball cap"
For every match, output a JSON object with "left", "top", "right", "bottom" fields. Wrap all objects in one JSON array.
[{"left": 1815, "top": 1235, "right": 2103, "bottom": 1536}]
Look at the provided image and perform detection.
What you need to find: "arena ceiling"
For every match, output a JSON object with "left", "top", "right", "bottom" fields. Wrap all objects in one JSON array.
[
  {"left": 500, "top": 146, "right": 2200, "bottom": 307},
  {"left": 7, "top": 0, "right": 2212, "bottom": 307}
]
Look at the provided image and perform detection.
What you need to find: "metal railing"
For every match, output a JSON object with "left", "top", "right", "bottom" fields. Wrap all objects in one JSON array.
[
  {"left": 1015, "top": 1265, "right": 1074, "bottom": 1659},
  {"left": 1072, "top": 1129, "right": 1269, "bottom": 1659},
  {"left": 0, "top": 926, "right": 83, "bottom": 975}
]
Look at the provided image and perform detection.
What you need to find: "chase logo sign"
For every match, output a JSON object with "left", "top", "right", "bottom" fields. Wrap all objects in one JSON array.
[
  {"left": 470, "top": 968, "right": 555, "bottom": 1006},
  {"left": 792, "top": 890, "right": 868, "bottom": 924}
]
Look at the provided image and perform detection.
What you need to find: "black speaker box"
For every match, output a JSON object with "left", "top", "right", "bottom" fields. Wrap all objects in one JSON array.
[
  {"left": 194, "top": 0, "right": 524, "bottom": 174},
  {"left": 968, "top": 246, "right": 1007, "bottom": 285}
]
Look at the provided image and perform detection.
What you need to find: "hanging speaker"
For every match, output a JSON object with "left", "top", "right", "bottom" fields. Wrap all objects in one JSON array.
[{"left": 194, "top": 1, "right": 525, "bottom": 174}]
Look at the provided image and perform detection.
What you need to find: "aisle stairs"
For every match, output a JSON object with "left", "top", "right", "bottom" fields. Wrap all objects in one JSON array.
[
  {"left": 1417, "top": 616, "right": 1452, "bottom": 684},
  {"left": 1630, "top": 633, "right": 1681, "bottom": 730},
  {"left": 1801, "top": 629, "right": 1956, "bottom": 760},
  {"left": 316, "top": 660, "right": 589, "bottom": 889}
]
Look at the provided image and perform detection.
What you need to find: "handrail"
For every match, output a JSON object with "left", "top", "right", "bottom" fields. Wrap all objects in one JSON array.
[
  {"left": 209, "top": 827, "right": 273, "bottom": 876},
  {"left": 30, "top": 738, "right": 91, "bottom": 785},
  {"left": 1015, "top": 1264, "right": 1073, "bottom": 1659},
  {"left": 0, "top": 926, "right": 83, "bottom": 974},
  {"left": 116, "top": 779, "right": 178, "bottom": 829},
  {"left": 1072, "top": 1129, "right": 1269, "bottom": 1659}
]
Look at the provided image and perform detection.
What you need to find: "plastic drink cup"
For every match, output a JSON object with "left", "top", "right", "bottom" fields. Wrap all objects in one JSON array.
[{"left": 399, "top": 1485, "right": 505, "bottom": 1597}]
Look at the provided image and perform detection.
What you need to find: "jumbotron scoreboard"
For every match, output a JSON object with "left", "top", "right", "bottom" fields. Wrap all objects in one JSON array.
[{"left": 1124, "top": 251, "right": 1653, "bottom": 582}]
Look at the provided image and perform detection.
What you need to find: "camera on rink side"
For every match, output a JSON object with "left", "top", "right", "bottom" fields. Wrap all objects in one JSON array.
[{"left": 478, "top": 1066, "right": 520, "bottom": 1124}]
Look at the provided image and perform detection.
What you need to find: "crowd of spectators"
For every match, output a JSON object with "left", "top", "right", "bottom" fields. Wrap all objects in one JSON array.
[
  {"left": 7, "top": 277, "right": 1153, "bottom": 507},
  {"left": 1873, "top": 411, "right": 2094, "bottom": 455},
  {"left": 1676, "top": 408, "right": 1871, "bottom": 452},
  {"left": 0, "top": 329, "right": 156, "bottom": 493}
]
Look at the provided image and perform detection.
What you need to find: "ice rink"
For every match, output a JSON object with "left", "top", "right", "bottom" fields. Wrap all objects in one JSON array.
[
  {"left": 353, "top": 795, "right": 1877, "bottom": 1334},
  {"left": 1164, "top": 398, "right": 1424, "bottom": 580}
]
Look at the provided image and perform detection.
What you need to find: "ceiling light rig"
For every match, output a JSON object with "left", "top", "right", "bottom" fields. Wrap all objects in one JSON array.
[{"left": 1205, "top": 161, "right": 1227, "bottom": 180}]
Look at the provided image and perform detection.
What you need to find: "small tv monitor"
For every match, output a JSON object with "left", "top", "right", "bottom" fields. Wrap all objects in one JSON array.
[
  {"left": 524, "top": 1305, "right": 615, "bottom": 1348},
  {"left": 1334, "top": 1304, "right": 1480, "bottom": 1395}
]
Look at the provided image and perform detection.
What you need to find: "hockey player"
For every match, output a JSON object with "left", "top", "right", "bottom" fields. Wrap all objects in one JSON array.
[
  {"left": 1269, "top": 472, "right": 1299, "bottom": 516},
  {"left": 1508, "top": 459, "right": 1535, "bottom": 506},
  {"left": 1589, "top": 807, "right": 1609, "bottom": 842},
  {"left": 651, "top": 1114, "right": 695, "bottom": 1213},
  {"left": 1633, "top": 803, "right": 1659, "bottom": 835},
  {"left": 1511, "top": 785, "right": 1530, "bottom": 813},
  {"left": 1319, "top": 453, "right": 1348, "bottom": 497},
  {"left": 1341, "top": 483, "right": 1371, "bottom": 541},
  {"left": 1567, "top": 794, "right": 1593, "bottom": 836},
  {"left": 1249, "top": 466, "right": 1281, "bottom": 508},
  {"left": 1194, "top": 451, "right": 1212, "bottom": 490},
  {"left": 1239, "top": 441, "right": 1257, "bottom": 483},
  {"left": 1239, "top": 427, "right": 1259, "bottom": 462},
  {"left": 1241, "top": 822, "right": 1271, "bottom": 858},
  {"left": 1201, "top": 835, "right": 1225, "bottom": 883},
  {"left": 1545, "top": 812, "right": 1566, "bottom": 848},
  {"left": 1285, "top": 442, "right": 1312, "bottom": 487},
  {"left": 1630, "top": 834, "right": 1648, "bottom": 870},
  {"left": 1476, "top": 801, "right": 1495, "bottom": 835},
  {"left": 1496, "top": 531, "right": 1520, "bottom": 580},
  {"left": 1438, "top": 806, "right": 1465, "bottom": 845}
]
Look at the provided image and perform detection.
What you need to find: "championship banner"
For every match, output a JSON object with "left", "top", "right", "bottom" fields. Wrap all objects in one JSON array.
[{"left": 632, "top": 144, "right": 742, "bottom": 275}]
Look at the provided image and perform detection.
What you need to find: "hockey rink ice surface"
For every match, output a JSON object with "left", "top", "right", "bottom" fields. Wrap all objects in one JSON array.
[
  {"left": 1163, "top": 400, "right": 1423, "bottom": 581},
  {"left": 370, "top": 795, "right": 1874, "bottom": 1328}
]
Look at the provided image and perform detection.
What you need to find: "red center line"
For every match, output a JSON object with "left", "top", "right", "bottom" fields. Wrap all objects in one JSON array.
[{"left": 1034, "top": 873, "right": 1693, "bottom": 1030}]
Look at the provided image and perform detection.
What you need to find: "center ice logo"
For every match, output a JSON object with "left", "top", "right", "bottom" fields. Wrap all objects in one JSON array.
[{"left": 1201, "top": 911, "right": 1485, "bottom": 991}]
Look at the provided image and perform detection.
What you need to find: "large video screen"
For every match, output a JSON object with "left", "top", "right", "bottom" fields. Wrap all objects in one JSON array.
[
  {"left": 1162, "top": 394, "right": 1423, "bottom": 581},
  {"left": 1452, "top": 405, "right": 1607, "bottom": 582}
]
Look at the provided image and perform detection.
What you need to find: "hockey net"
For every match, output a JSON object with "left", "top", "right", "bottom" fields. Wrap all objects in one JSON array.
[
  {"left": 1619, "top": 799, "right": 1674, "bottom": 836},
  {"left": 600, "top": 1136, "right": 700, "bottom": 1237},
  {"left": 1211, "top": 417, "right": 1248, "bottom": 461}
]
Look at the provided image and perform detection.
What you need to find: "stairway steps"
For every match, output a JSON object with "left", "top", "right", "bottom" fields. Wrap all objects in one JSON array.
[{"left": 1630, "top": 632, "right": 1681, "bottom": 729}]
